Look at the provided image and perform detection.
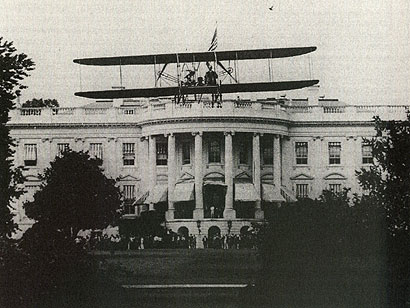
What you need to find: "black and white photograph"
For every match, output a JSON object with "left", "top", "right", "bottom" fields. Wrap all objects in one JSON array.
[{"left": 1, "top": 1, "right": 409, "bottom": 307}]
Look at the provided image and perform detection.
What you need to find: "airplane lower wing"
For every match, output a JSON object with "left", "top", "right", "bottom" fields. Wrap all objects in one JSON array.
[{"left": 74, "top": 80, "right": 319, "bottom": 99}]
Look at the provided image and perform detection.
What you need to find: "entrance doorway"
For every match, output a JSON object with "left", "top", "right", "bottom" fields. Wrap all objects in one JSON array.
[
  {"left": 177, "top": 226, "right": 189, "bottom": 239},
  {"left": 240, "top": 226, "right": 249, "bottom": 235},
  {"left": 203, "top": 184, "right": 226, "bottom": 218},
  {"left": 207, "top": 226, "right": 222, "bottom": 249}
]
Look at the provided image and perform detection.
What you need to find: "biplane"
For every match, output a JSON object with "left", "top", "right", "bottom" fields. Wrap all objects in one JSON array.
[{"left": 73, "top": 46, "right": 319, "bottom": 103}]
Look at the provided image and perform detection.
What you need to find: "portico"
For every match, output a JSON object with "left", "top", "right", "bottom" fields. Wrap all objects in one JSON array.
[{"left": 137, "top": 130, "right": 284, "bottom": 233}]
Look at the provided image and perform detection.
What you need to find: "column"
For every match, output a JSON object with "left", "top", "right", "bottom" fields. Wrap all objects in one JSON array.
[
  {"left": 253, "top": 133, "right": 264, "bottom": 219},
  {"left": 193, "top": 132, "right": 203, "bottom": 219},
  {"left": 139, "top": 137, "right": 149, "bottom": 193},
  {"left": 148, "top": 135, "right": 157, "bottom": 211},
  {"left": 224, "top": 131, "right": 235, "bottom": 219},
  {"left": 273, "top": 134, "right": 281, "bottom": 188},
  {"left": 166, "top": 133, "right": 176, "bottom": 220},
  {"left": 107, "top": 137, "right": 118, "bottom": 177},
  {"left": 137, "top": 136, "right": 149, "bottom": 215}
]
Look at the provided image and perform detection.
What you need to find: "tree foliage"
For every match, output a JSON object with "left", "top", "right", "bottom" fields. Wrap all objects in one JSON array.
[
  {"left": 1, "top": 150, "right": 126, "bottom": 307},
  {"left": 24, "top": 150, "right": 122, "bottom": 237},
  {"left": 22, "top": 98, "right": 59, "bottom": 108},
  {"left": 0, "top": 37, "right": 35, "bottom": 237},
  {"left": 357, "top": 113, "right": 410, "bottom": 235},
  {"left": 255, "top": 190, "right": 387, "bottom": 307},
  {"left": 1, "top": 224, "right": 128, "bottom": 308},
  {"left": 356, "top": 112, "right": 410, "bottom": 307}
]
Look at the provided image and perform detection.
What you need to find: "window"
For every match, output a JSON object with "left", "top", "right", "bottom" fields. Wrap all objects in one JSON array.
[
  {"left": 24, "top": 144, "right": 37, "bottom": 166},
  {"left": 329, "top": 183, "right": 342, "bottom": 193},
  {"left": 362, "top": 142, "right": 372, "bottom": 164},
  {"left": 123, "top": 185, "right": 135, "bottom": 200},
  {"left": 89, "top": 143, "right": 103, "bottom": 160},
  {"left": 182, "top": 142, "right": 191, "bottom": 165},
  {"left": 208, "top": 140, "right": 221, "bottom": 163},
  {"left": 123, "top": 185, "right": 135, "bottom": 215},
  {"left": 295, "top": 142, "right": 308, "bottom": 165},
  {"left": 156, "top": 142, "right": 168, "bottom": 165},
  {"left": 328, "top": 142, "right": 341, "bottom": 165},
  {"left": 239, "top": 141, "right": 248, "bottom": 164},
  {"left": 123, "top": 143, "right": 135, "bottom": 166},
  {"left": 296, "top": 184, "right": 309, "bottom": 198},
  {"left": 57, "top": 143, "right": 69, "bottom": 157},
  {"left": 262, "top": 139, "right": 273, "bottom": 165}
]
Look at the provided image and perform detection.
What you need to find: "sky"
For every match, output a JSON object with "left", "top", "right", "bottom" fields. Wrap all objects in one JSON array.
[{"left": 1, "top": 0, "right": 409, "bottom": 106}]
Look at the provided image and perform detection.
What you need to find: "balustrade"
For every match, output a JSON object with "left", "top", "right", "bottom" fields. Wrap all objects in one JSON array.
[
  {"left": 287, "top": 106, "right": 314, "bottom": 113},
  {"left": 323, "top": 106, "right": 345, "bottom": 113},
  {"left": 52, "top": 108, "right": 74, "bottom": 115},
  {"left": 9, "top": 101, "right": 408, "bottom": 125},
  {"left": 234, "top": 100, "right": 252, "bottom": 109},
  {"left": 174, "top": 101, "right": 193, "bottom": 109},
  {"left": 20, "top": 108, "right": 42, "bottom": 116},
  {"left": 84, "top": 108, "right": 108, "bottom": 115},
  {"left": 152, "top": 102, "right": 166, "bottom": 111}
]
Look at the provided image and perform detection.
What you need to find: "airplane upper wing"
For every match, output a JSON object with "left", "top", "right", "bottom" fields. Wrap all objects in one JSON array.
[{"left": 73, "top": 47, "right": 317, "bottom": 66}]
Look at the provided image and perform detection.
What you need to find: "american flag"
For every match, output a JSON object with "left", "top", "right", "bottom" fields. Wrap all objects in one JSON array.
[{"left": 208, "top": 27, "right": 217, "bottom": 51}]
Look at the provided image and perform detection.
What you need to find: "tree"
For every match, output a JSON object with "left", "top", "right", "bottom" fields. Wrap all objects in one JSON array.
[
  {"left": 0, "top": 37, "right": 35, "bottom": 307},
  {"left": 357, "top": 113, "right": 410, "bottom": 236},
  {"left": 254, "top": 190, "right": 388, "bottom": 307},
  {"left": 0, "top": 37, "right": 35, "bottom": 237},
  {"left": 356, "top": 112, "right": 410, "bottom": 307},
  {"left": 21, "top": 98, "right": 59, "bottom": 108},
  {"left": 24, "top": 150, "right": 122, "bottom": 238},
  {"left": 3, "top": 150, "right": 125, "bottom": 307}
]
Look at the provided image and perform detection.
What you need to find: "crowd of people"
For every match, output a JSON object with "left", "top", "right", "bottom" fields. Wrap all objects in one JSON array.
[
  {"left": 202, "top": 233, "right": 258, "bottom": 249},
  {"left": 76, "top": 228, "right": 259, "bottom": 251}
]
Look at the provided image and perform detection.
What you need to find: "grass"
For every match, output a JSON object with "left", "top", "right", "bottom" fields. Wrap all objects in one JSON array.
[
  {"left": 95, "top": 249, "right": 259, "bottom": 285},
  {"left": 255, "top": 252, "right": 388, "bottom": 308},
  {"left": 90, "top": 249, "right": 389, "bottom": 307}
]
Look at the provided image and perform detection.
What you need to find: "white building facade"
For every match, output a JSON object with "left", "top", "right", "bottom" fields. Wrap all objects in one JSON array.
[{"left": 8, "top": 91, "right": 408, "bottom": 244}]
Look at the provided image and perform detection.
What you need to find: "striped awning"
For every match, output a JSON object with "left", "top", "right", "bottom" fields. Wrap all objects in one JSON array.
[
  {"left": 170, "top": 182, "right": 195, "bottom": 202},
  {"left": 262, "top": 184, "right": 285, "bottom": 202},
  {"left": 234, "top": 183, "right": 260, "bottom": 202},
  {"left": 133, "top": 190, "right": 149, "bottom": 205},
  {"left": 145, "top": 184, "right": 168, "bottom": 204}
]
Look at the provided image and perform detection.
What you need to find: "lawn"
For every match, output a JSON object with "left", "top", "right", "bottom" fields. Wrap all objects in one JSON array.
[
  {"left": 94, "top": 249, "right": 259, "bottom": 285},
  {"left": 91, "top": 249, "right": 389, "bottom": 308},
  {"left": 255, "top": 252, "right": 388, "bottom": 308}
]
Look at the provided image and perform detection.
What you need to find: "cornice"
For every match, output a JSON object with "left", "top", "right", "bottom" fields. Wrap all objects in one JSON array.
[{"left": 138, "top": 116, "right": 292, "bottom": 127}]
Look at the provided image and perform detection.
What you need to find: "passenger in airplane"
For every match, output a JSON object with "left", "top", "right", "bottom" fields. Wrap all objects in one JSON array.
[
  {"left": 197, "top": 76, "right": 204, "bottom": 86},
  {"left": 205, "top": 66, "right": 218, "bottom": 86},
  {"left": 184, "top": 70, "right": 195, "bottom": 86}
]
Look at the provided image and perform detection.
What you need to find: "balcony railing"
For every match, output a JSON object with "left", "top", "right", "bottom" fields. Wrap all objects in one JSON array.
[{"left": 9, "top": 100, "right": 408, "bottom": 125}]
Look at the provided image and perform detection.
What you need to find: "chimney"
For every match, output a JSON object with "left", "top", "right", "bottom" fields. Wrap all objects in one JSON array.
[{"left": 307, "top": 85, "right": 320, "bottom": 106}]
